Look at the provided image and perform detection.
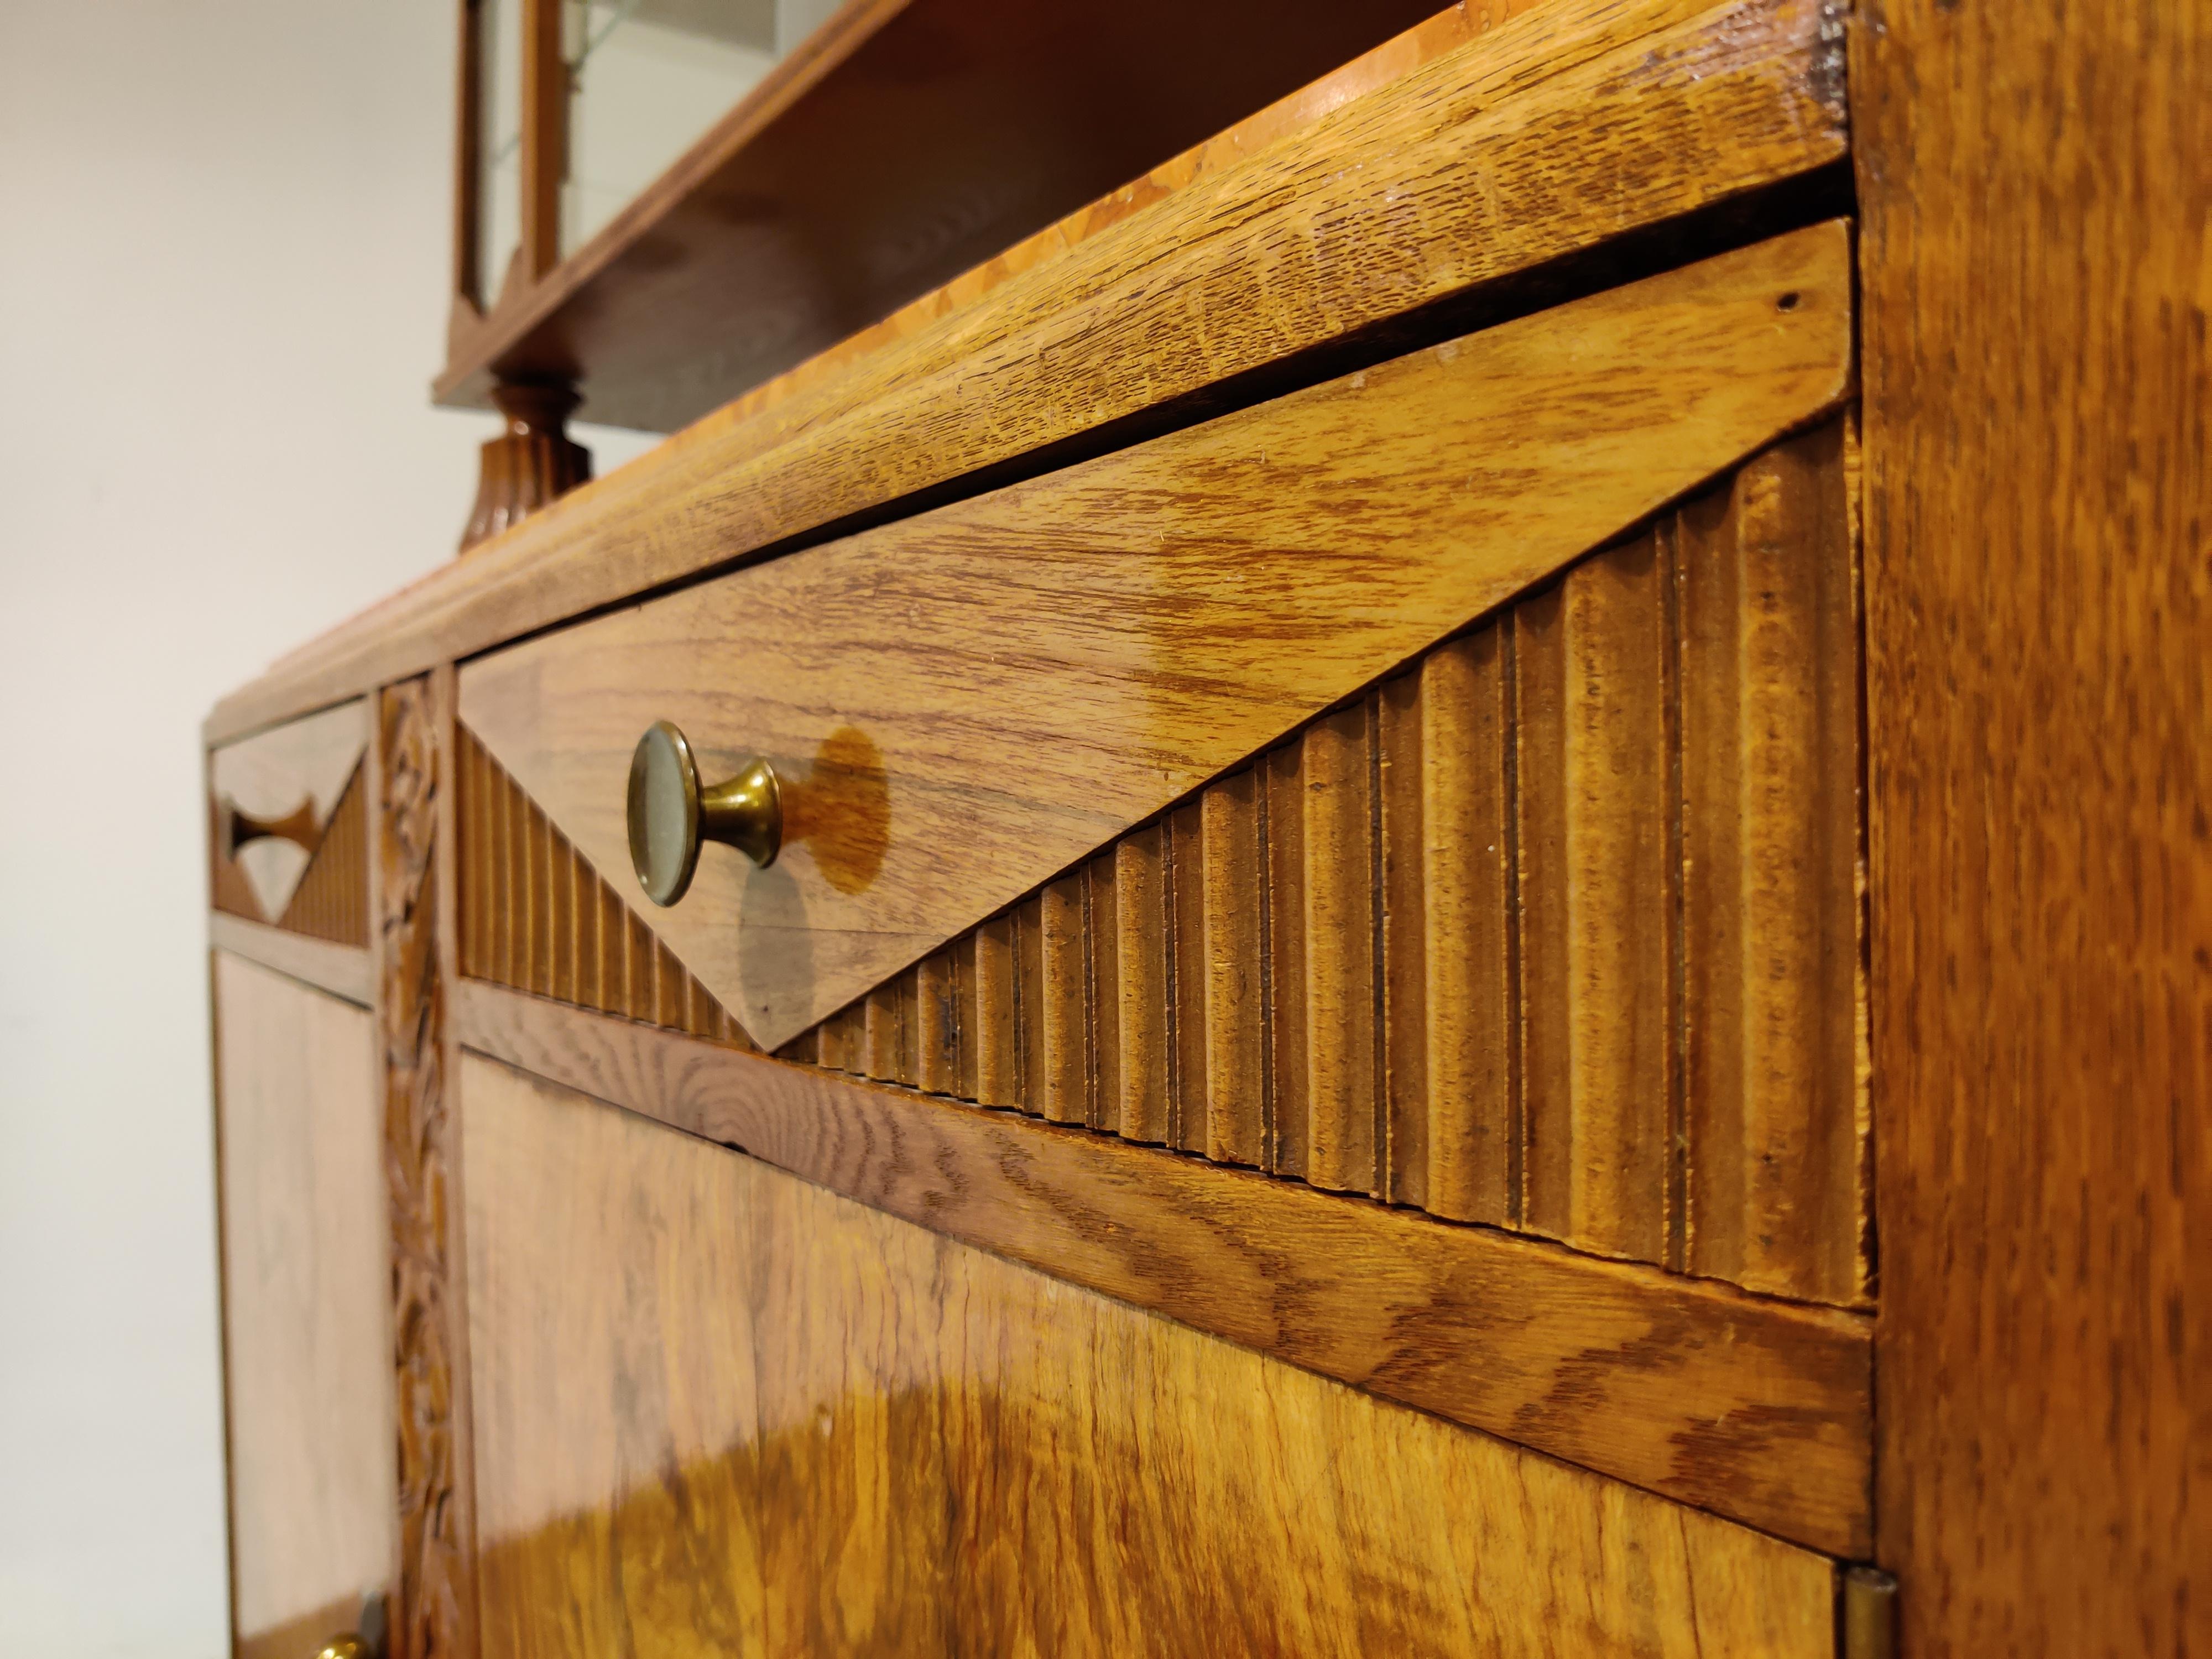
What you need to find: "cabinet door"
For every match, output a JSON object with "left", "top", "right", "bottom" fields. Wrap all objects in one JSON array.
[
  {"left": 457, "top": 1051, "right": 1838, "bottom": 1658},
  {"left": 212, "top": 951, "right": 394, "bottom": 1659}
]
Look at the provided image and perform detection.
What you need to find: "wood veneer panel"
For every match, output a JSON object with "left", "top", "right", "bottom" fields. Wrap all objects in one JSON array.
[
  {"left": 460, "top": 1047, "right": 1843, "bottom": 1656},
  {"left": 211, "top": 952, "right": 393, "bottom": 1650},
  {"left": 457, "top": 984, "right": 1874, "bottom": 1554},
  {"left": 459, "top": 226, "right": 1851, "bottom": 1051},
  {"left": 213, "top": 0, "right": 1849, "bottom": 748},
  {"left": 1853, "top": 1, "right": 2208, "bottom": 1651},
  {"left": 209, "top": 912, "right": 373, "bottom": 1009}
]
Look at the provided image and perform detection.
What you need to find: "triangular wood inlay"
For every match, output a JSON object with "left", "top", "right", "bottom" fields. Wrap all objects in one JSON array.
[{"left": 276, "top": 763, "right": 369, "bottom": 947}]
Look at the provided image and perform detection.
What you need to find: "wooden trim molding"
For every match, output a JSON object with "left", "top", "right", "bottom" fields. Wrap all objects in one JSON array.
[
  {"left": 208, "top": 0, "right": 1850, "bottom": 745},
  {"left": 454, "top": 980, "right": 1874, "bottom": 1557},
  {"left": 1853, "top": 0, "right": 2208, "bottom": 1649},
  {"left": 210, "top": 912, "right": 374, "bottom": 1007},
  {"left": 377, "top": 677, "right": 481, "bottom": 1659}
]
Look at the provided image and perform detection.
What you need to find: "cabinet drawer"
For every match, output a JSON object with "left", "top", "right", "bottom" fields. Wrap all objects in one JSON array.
[
  {"left": 207, "top": 697, "right": 371, "bottom": 943},
  {"left": 458, "top": 223, "right": 1850, "bottom": 1052}
]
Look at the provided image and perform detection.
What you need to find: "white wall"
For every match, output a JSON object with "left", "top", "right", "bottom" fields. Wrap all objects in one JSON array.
[{"left": 0, "top": 5, "right": 654, "bottom": 1655}]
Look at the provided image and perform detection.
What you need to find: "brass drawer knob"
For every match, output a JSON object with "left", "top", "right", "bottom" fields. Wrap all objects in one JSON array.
[
  {"left": 311, "top": 1590, "right": 387, "bottom": 1659},
  {"left": 628, "top": 720, "right": 782, "bottom": 906}
]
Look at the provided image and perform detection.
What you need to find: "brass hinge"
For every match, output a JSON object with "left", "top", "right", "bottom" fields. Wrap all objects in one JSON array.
[{"left": 1840, "top": 1566, "right": 1899, "bottom": 1659}]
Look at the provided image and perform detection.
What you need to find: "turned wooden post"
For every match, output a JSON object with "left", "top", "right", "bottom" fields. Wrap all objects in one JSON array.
[{"left": 458, "top": 380, "right": 591, "bottom": 554}]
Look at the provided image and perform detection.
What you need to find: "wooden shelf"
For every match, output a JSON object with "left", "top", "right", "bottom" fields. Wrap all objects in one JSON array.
[{"left": 434, "top": 0, "right": 1448, "bottom": 434}]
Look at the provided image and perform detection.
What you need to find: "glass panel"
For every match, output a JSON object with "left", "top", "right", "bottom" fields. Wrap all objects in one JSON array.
[
  {"left": 478, "top": 0, "right": 526, "bottom": 308},
  {"left": 561, "top": 0, "right": 839, "bottom": 259}
]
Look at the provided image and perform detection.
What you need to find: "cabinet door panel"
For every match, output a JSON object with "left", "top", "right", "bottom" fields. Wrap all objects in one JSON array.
[
  {"left": 212, "top": 952, "right": 394, "bottom": 1657},
  {"left": 460, "top": 1051, "right": 1838, "bottom": 1658}
]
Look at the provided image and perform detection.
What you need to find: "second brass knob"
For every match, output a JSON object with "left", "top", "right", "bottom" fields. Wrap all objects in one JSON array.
[{"left": 627, "top": 721, "right": 782, "bottom": 907}]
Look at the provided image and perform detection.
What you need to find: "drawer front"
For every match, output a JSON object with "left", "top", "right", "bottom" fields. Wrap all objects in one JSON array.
[
  {"left": 457, "top": 223, "right": 1851, "bottom": 1052},
  {"left": 209, "top": 697, "right": 370, "bottom": 944}
]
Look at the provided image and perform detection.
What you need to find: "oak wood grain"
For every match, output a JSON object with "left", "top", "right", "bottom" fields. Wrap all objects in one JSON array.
[
  {"left": 210, "top": 0, "right": 1849, "bottom": 747},
  {"left": 1518, "top": 531, "right": 1676, "bottom": 1264},
  {"left": 210, "top": 911, "right": 374, "bottom": 1008},
  {"left": 455, "top": 981, "right": 1873, "bottom": 1554},
  {"left": 461, "top": 1050, "right": 1841, "bottom": 1657},
  {"left": 460, "top": 226, "right": 1853, "bottom": 1050},
  {"left": 1853, "top": 0, "right": 2209, "bottom": 1650},
  {"left": 377, "top": 676, "right": 480, "bottom": 1659},
  {"left": 1678, "top": 421, "right": 1865, "bottom": 1303},
  {"left": 211, "top": 952, "right": 394, "bottom": 1649}
]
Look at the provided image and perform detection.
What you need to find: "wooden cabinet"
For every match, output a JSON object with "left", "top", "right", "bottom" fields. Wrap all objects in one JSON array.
[{"left": 204, "top": 1, "right": 2206, "bottom": 1654}]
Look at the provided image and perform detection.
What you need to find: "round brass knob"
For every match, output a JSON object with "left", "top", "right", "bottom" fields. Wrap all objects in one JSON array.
[
  {"left": 311, "top": 1590, "right": 387, "bottom": 1659},
  {"left": 627, "top": 721, "right": 782, "bottom": 906}
]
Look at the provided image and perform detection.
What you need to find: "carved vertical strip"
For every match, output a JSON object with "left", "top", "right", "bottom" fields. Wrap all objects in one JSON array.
[
  {"left": 916, "top": 949, "right": 962, "bottom": 1094},
  {"left": 864, "top": 981, "right": 904, "bottom": 1081},
  {"left": 378, "top": 673, "right": 477, "bottom": 1659},
  {"left": 1115, "top": 826, "right": 1170, "bottom": 1145},
  {"left": 1014, "top": 893, "right": 1046, "bottom": 1116},
  {"left": 1681, "top": 423, "right": 1867, "bottom": 1302},
  {"left": 1516, "top": 578, "right": 1572, "bottom": 1234},
  {"left": 546, "top": 831, "right": 574, "bottom": 1006},
  {"left": 1302, "top": 703, "right": 1379, "bottom": 1195},
  {"left": 1198, "top": 769, "right": 1266, "bottom": 1167},
  {"left": 951, "top": 935, "right": 983, "bottom": 1099},
  {"left": 1038, "top": 875, "right": 1087, "bottom": 1124},
  {"left": 817, "top": 1000, "right": 862, "bottom": 1073},
  {"left": 1421, "top": 625, "right": 1516, "bottom": 1226},
  {"left": 893, "top": 966, "right": 922, "bottom": 1084},
  {"left": 1086, "top": 852, "right": 1121, "bottom": 1133},
  {"left": 1523, "top": 535, "right": 1674, "bottom": 1261},
  {"left": 970, "top": 916, "right": 1018, "bottom": 1107},
  {"left": 1378, "top": 666, "right": 1428, "bottom": 1207},
  {"left": 1264, "top": 742, "right": 1309, "bottom": 1179},
  {"left": 1166, "top": 801, "right": 1207, "bottom": 1154}
]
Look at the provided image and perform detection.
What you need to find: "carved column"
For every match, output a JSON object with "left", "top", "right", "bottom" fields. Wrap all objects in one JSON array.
[
  {"left": 377, "top": 673, "right": 479, "bottom": 1659},
  {"left": 458, "top": 380, "right": 591, "bottom": 554}
]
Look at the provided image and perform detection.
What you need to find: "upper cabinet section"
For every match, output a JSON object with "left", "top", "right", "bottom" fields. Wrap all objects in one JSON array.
[{"left": 437, "top": 0, "right": 1453, "bottom": 435}]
